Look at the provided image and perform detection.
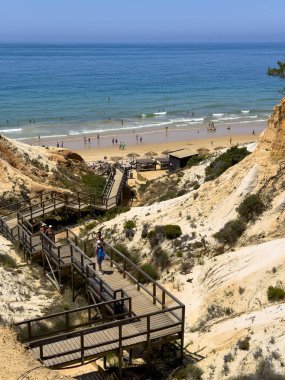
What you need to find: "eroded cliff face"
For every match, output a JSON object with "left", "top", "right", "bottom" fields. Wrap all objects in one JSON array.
[
  {"left": 258, "top": 97, "right": 285, "bottom": 160},
  {"left": 0, "top": 136, "right": 90, "bottom": 210}
]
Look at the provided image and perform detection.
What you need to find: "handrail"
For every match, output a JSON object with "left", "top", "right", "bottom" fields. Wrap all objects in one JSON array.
[
  {"left": 104, "top": 242, "right": 184, "bottom": 308},
  {"left": 27, "top": 304, "right": 182, "bottom": 348}
]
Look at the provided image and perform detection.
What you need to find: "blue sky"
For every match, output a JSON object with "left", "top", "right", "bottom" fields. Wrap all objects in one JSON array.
[{"left": 1, "top": 0, "right": 285, "bottom": 43}]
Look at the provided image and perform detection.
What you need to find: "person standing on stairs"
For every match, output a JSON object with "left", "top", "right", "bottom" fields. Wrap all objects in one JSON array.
[{"left": 96, "top": 239, "right": 105, "bottom": 274}]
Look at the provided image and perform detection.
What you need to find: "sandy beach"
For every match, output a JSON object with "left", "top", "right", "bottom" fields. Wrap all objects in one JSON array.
[{"left": 24, "top": 120, "right": 265, "bottom": 162}]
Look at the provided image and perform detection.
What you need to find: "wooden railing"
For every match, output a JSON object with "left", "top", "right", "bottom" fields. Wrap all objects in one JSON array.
[
  {"left": 104, "top": 242, "right": 183, "bottom": 313},
  {"left": 15, "top": 298, "right": 132, "bottom": 342},
  {"left": 23, "top": 305, "right": 183, "bottom": 367}
]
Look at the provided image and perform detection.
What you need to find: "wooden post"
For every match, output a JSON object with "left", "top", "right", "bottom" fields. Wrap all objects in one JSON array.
[
  {"left": 80, "top": 334, "right": 85, "bottom": 365},
  {"left": 162, "top": 291, "right": 166, "bottom": 309},
  {"left": 153, "top": 283, "right": 156, "bottom": 305},
  {"left": 123, "top": 258, "right": 126, "bottom": 279},
  {"left": 129, "top": 349, "right": 133, "bottom": 365},
  {"left": 146, "top": 315, "right": 151, "bottom": 377},
  {"left": 103, "top": 355, "right": 107, "bottom": 369},
  {"left": 180, "top": 305, "right": 185, "bottom": 363},
  {"left": 110, "top": 247, "right": 113, "bottom": 267},
  {"left": 118, "top": 324, "right": 123, "bottom": 379}
]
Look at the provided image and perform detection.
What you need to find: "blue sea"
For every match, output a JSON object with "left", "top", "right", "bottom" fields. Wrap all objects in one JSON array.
[{"left": 0, "top": 43, "right": 284, "bottom": 140}]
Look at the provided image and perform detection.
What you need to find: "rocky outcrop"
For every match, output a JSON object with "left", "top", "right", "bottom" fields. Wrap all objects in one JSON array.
[{"left": 258, "top": 97, "right": 285, "bottom": 160}]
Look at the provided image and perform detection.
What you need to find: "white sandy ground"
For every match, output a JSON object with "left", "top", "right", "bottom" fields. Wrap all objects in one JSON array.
[
  {"left": 0, "top": 235, "right": 58, "bottom": 323},
  {"left": 173, "top": 238, "right": 285, "bottom": 379}
]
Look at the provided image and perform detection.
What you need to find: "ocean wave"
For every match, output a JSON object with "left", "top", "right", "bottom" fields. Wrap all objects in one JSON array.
[
  {"left": 241, "top": 110, "right": 250, "bottom": 113},
  {"left": 40, "top": 134, "right": 67, "bottom": 139},
  {"left": 212, "top": 113, "right": 224, "bottom": 117},
  {"left": 169, "top": 117, "right": 204, "bottom": 123},
  {"left": 154, "top": 112, "right": 167, "bottom": 116},
  {"left": 0, "top": 128, "right": 22, "bottom": 133}
]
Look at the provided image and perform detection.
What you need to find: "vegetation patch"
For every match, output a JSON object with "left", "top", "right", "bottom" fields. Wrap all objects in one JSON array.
[
  {"left": 237, "top": 194, "right": 265, "bottom": 221},
  {"left": 124, "top": 219, "right": 136, "bottom": 230},
  {"left": 205, "top": 146, "right": 250, "bottom": 181},
  {"left": 104, "top": 206, "right": 130, "bottom": 221},
  {"left": 169, "top": 363, "right": 203, "bottom": 380},
  {"left": 139, "top": 263, "right": 159, "bottom": 283},
  {"left": 238, "top": 337, "right": 250, "bottom": 351},
  {"left": 81, "top": 173, "right": 106, "bottom": 195},
  {"left": 186, "top": 155, "right": 206, "bottom": 168},
  {"left": 0, "top": 253, "right": 17, "bottom": 269},
  {"left": 163, "top": 224, "right": 182, "bottom": 239},
  {"left": 213, "top": 218, "right": 246, "bottom": 245},
  {"left": 267, "top": 285, "right": 285, "bottom": 301},
  {"left": 229, "top": 358, "right": 285, "bottom": 379},
  {"left": 153, "top": 247, "right": 171, "bottom": 271}
]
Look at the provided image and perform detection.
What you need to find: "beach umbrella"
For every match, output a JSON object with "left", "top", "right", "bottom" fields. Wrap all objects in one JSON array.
[
  {"left": 111, "top": 156, "right": 123, "bottom": 162},
  {"left": 197, "top": 148, "right": 210, "bottom": 155},
  {"left": 127, "top": 152, "right": 140, "bottom": 158},
  {"left": 161, "top": 149, "right": 172, "bottom": 156},
  {"left": 144, "top": 151, "right": 158, "bottom": 158}
]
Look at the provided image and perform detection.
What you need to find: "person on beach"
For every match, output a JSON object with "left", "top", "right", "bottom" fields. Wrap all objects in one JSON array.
[
  {"left": 121, "top": 119, "right": 124, "bottom": 126},
  {"left": 230, "top": 137, "right": 232, "bottom": 144},
  {"left": 56, "top": 142, "right": 59, "bottom": 147},
  {"left": 136, "top": 134, "right": 138, "bottom": 143},
  {"left": 227, "top": 125, "right": 231, "bottom": 130},
  {"left": 96, "top": 239, "right": 105, "bottom": 274},
  {"left": 84, "top": 135, "right": 87, "bottom": 143},
  {"left": 115, "top": 138, "right": 118, "bottom": 145},
  {"left": 97, "top": 133, "right": 100, "bottom": 141},
  {"left": 140, "top": 136, "right": 143, "bottom": 143},
  {"left": 112, "top": 137, "right": 114, "bottom": 145},
  {"left": 252, "top": 130, "right": 255, "bottom": 135},
  {"left": 38, "top": 134, "right": 41, "bottom": 141},
  {"left": 165, "top": 126, "right": 168, "bottom": 134},
  {"left": 88, "top": 137, "right": 91, "bottom": 144}
]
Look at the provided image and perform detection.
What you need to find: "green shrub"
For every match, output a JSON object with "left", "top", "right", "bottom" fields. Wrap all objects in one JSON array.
[
  {"left": 237, "top": 194, "right": 265, "bottom": 221},
  {"left": 163, "top": 224, "right": 182, "bottom": 239},
  {"left": 124, "top": 220, "right": 136, "bottom": 230},
  {"left": 187, "top": 155, "right": 206, "bottom": 169},
  {"left": 238, "top": 337, "right": 250, "bottom": 351},
  {"left": 141, "top": 224, "right": 148, "bottom": 238},
  {"left": 113, "top": 243, "right": 139, "bottom": 265},
  {"left": 104, "top": 206, "right": 130, "bottom": 221},
  {"left": 147, "top": 226, "right": 164, "bottom": 247},
  {"left": 213, "top": 218, "right": 246, "bottom": 245},
  {"left": 84, "top": 220, "right": 97, "bottom": 232},
  {"left": 0, "top": 253, "right": 17, "bottom": 269},
  {"left": 171, "top": 363, "right": 203, "bottom": 380},
  {"left": 81, "top": 173, "right": 106, "bottom": 195},
  {"left": 138, "top": 264, "right": 159, "bottom": 283},
  {"left": 267, "top": 285, "right": 285, "bottom": 301},
  {"left": 229, "top": 358, "right": 285, "bottom": 379},
  {"left": 205, "top": 146, "right": 250, "bottom": 181},
  {"left": 153, "top": 248, "right": 171, "bottom": 271}
]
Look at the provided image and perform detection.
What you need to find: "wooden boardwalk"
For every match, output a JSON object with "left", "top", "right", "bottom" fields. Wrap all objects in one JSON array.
[
  {"left": 15, "top": 233, "right": 184, "bottom": 377},
  {"left": 0, "top": 166, "right": 185, "bottom": 378}
]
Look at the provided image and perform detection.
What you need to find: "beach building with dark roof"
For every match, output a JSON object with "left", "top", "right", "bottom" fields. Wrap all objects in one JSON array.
[
  {"left": 168, "top": 149, "right": 198, "bottom": 170},
  {"left": 155, "top": 156, "right": 169, "bottom": 170},
  {"left": 136, "top": 158, "right": 156, "bottom": 172}
]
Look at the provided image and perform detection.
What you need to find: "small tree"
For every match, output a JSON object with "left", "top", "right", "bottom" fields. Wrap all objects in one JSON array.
[
  {"left": 237, "top": 194, "right": 265, "bottom": 222},
  {"left": 267, "top": 61, "right": 285, "bottom": 79},
  {"left": 214, "top": 219, "right": 246, "bottom": 246}
]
